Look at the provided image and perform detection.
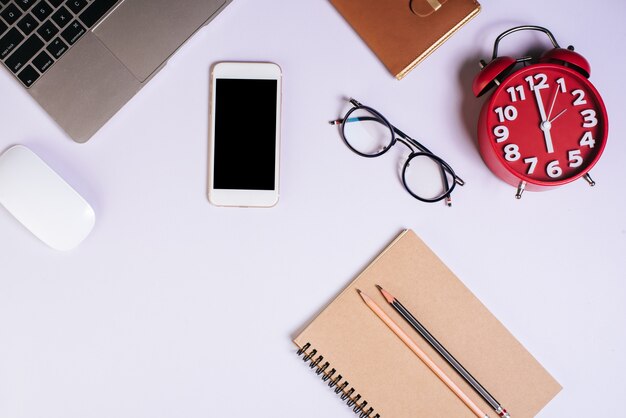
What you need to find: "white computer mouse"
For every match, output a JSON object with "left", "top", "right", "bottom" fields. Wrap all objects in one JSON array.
[{"left": 0, "top": 145, "right": 95, "bottom": 251}]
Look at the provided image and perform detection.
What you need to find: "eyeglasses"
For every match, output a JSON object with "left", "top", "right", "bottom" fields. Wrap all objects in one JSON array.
[{"left": 329, "top": 98, "right": 464, "bottom": 206}]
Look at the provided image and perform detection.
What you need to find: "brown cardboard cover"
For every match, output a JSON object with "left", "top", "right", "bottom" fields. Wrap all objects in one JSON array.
[
  {"left": 330, "top": 0, "right": 481, "bottom": 79},
  {"left": 294, "top": 230, "right": 561, "bottom": 417}
]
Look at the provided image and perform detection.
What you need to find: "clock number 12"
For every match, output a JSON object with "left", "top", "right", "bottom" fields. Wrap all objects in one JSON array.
[{"left": 525, "top": 73, "right": 548, "bottom": 91}]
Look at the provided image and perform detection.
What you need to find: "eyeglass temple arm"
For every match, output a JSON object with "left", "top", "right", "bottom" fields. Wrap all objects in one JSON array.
[
  {"left": 329, "top": 115, "right": 381, "bottom": 125},
  {"left": 329, "top": 98, "right": 364, "bottom": 125}
]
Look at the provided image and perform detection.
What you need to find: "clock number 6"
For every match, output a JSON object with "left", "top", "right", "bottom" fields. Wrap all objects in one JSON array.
[
  {"left": 547, "top": 160, "right": 563, "bottom": 178},
  {"left": 494, "top": 106, "right": 518, "bottom": 123}
]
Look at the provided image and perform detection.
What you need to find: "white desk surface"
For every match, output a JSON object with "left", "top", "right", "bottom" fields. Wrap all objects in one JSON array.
[{"left": 1, "top": 1, "right": 625, "bottom": 417}]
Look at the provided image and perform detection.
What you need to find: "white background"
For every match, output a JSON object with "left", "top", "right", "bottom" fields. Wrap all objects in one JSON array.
[{"left": 1, "top": 1, "right": 625, "bottom": 417}]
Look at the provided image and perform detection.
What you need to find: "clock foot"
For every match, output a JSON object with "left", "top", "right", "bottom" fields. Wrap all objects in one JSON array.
[
  {"left": 515, "top": 181, "right": 526, "bottom": 199},
  {"left": 583, "top": 173, "right": 596, "bottom": 187}
]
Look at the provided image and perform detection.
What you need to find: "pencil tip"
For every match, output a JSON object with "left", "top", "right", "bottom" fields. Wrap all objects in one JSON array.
[
  {"left": 356, "top": 289, "right": 369, "bottom": 301},
  {"left": 375, "top": 284, "right": 382, "bottom": 291},
  {"left": 377, "top": 286, "right": 395, "bottom": 304}
]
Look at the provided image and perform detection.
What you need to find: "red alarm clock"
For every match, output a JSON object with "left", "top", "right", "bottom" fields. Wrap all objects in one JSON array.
[{"left": 473, "top": 26, "right": 608, "bottom": 198}]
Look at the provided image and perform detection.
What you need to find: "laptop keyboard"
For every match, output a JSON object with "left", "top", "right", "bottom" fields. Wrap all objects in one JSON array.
[{"left": 0, "top": 0, "right": 118, "bottom": 88}]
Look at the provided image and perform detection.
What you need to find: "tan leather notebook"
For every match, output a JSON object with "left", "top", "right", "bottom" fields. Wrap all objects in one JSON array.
[
  {"left": 294, "top": 230, "right": 561, "bottom": 418},
  {"left": 330, "top": 0, "right": 481, "bottom": 79}
]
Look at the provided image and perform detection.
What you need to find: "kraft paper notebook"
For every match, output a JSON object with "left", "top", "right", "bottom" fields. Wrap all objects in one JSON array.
[
  {"left": 330, "top": 0, "right": 481, "bottom": 79},
  {"left": 293, "top": 230, "right": 561, "bottom": 418}
]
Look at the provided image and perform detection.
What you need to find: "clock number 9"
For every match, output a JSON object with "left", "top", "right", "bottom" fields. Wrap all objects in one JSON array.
[
  {"left": 494, "top": 105, "right": 518, "bottom": 123},
  {"left": 546, "top": 160, "right": 563, "bottom": 178},
  {"left": 493, "top": 125, "right": 509, "bottom": 143},
  {"left": 504, "top": 144, "right": 521, "bottom": 162}
]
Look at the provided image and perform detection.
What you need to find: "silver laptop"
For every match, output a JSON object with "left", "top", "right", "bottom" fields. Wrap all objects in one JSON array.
[{"left": 0, "top": 0, "right": 231, "bottom": 142}]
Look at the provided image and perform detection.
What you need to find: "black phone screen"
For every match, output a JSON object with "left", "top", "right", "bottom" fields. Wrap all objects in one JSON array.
[{"left": 213, "top": 78, "right": 278, "bottom": 191}]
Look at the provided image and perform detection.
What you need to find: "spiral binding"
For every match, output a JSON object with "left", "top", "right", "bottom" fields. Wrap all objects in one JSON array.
[{"left": 297, "top": 342, "right": 380, "bottom": 418}]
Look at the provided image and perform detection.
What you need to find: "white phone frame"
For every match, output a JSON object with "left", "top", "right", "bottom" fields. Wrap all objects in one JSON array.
[{"left": 208, "top": 62, "right": 282, "bottom": 207}]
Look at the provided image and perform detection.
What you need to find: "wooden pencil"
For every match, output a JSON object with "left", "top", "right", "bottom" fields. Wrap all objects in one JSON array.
[
  {"left": 376, "top": 285, "right": 510, "bottom": 418},
  {"left": 357, "top": 289, "right": 489, "bottom": 418}
]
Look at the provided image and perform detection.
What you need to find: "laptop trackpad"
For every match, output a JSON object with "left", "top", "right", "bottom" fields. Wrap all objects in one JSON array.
[{"left": 93, "top": 0, "right": 226, "bottom": 82}]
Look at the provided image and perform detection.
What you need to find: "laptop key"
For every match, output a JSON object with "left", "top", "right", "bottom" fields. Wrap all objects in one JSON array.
[
  {"left": 79, "top": 0, "right": 117, "bottom": 28},
  {"left": 51, "top": 5, "right": 70, "bottom": 27},
  {"left": 1, "top": 3, "right": 22, "bottom": 24},
  {"left": 17, "top": 63, "right": 38, "bottom": 86},
  {"left": 15, "top": 0, "right": 36, "bottom": 12},
  {"left": 65, "top": 0, "right": 86, "bottom": 14},
  {"left": 60, "top": 19, "right": 83, "bottom": 44},
  {"left": 0, "top": 27, "right": 24, "bottom": 59},
  {"left": 46, "top": 36, "right": 66, "bottom": 58},
  {"left": 32, "top": 49, "right": 52, "bottom": 72},
  {"left": 32, "top": 0, "right": 53, "bottom": 21},
  {"left": 0, "top": 20, "right": 7, "bottom": 36},
  {"left": 5, "top": 33, "right": 44, "bottom": 73},
  {"left": 37, "top": 19, "right": 57, "bottom": 41},
  {"left": 17, "top": 13, "right": 38, "bottom": 35},
  {"left": 48, "top": 0, "right": 63, "bottom": 7}
]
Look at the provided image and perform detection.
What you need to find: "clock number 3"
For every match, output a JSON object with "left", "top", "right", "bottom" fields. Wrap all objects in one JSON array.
[{"left": 581, "top": 109, "right": 597, "bottom": 128}]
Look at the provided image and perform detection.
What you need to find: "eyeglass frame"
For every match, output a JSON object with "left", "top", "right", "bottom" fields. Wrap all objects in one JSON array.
[{"left": 330, "top": 98, "right": 465, "bottom": 206}]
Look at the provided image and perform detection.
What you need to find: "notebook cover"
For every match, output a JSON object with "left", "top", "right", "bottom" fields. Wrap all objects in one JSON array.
[
  {"left": 294, "top": 230, "right": 561, "bottom": 418},
  {"left": 330, "top": 0, "right": 481, "bottom": 79}
]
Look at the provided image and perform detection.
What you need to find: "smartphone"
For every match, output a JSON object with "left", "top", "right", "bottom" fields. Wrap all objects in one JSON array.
[{"left": 208, "top": 62, "right": 282, "bottom": 207}]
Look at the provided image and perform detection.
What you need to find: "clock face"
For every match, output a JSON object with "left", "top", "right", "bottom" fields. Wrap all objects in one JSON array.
[{"left": 485, "top": 64, "right": 608, "bottom": 185}]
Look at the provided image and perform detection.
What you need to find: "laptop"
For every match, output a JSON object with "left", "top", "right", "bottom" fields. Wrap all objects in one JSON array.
[{"left": 0, "top": 0, "right": 231, "bottom": 143}]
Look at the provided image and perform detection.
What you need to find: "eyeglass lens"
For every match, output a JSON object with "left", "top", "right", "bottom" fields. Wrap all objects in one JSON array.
[
  {"left": 403, "top": 154, "right": 454, "bottom": 201},
  {"left": 342, "top": 108, "right": 393, "bottom": 156}
]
